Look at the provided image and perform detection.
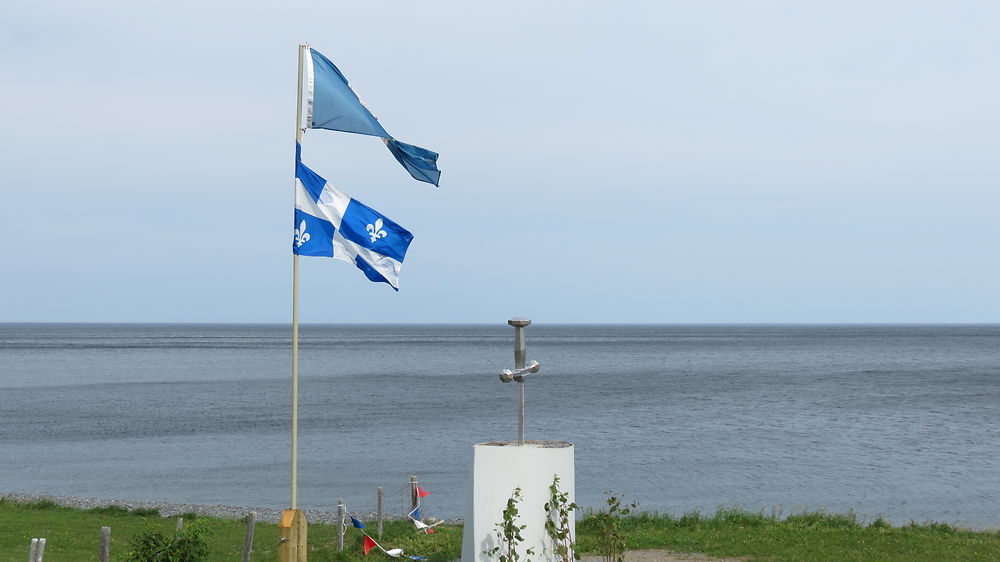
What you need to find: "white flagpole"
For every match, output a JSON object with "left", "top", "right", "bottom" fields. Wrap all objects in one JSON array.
[{"left": 291, "top": 43, "right": 306, "bottom": 511}]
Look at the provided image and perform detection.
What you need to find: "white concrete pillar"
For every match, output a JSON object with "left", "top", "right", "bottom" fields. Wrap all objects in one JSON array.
[{"left": 462, "top": 441, "right": 575, "bottom": 562}]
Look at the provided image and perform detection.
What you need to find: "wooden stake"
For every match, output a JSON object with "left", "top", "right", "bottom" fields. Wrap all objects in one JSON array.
[
  {"left": 410, "top": 475, "right": 419, "bottom": 514},
  {"left": 100, "top": 527, "right": 111, "bottom": 562},
  {"left": 241, "top": 512, "right": 257, "bottom": 562},
  {"left": 337, "top": 499, "right": 345, "bottom": 552},
  {"left": 175, "top": 517, "right": 184, "bottom": 531},
  {"left": 376, "top": 486, "right": 384, "bottom": 539}
]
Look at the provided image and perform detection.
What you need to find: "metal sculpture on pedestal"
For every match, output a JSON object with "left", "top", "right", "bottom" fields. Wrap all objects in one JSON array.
[
  {"left": 498, "top": 318, "right": 541, "bottom": 444},
  {"left": 462, "top": 318, "right": 575, "bottom": 562}
]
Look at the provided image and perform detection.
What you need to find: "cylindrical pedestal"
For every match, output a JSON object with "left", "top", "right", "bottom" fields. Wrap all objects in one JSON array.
[{"left": 461, "top": 441, "right": 575, "bottom": 562}]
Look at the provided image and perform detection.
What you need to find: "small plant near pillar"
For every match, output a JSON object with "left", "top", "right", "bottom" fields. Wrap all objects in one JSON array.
[
  {"left": 592, "top": 492, "right": 638, "bottom": 562},
  {"left": 485, "top": 487, "right": 535, "bottom": 562},
  {"left": 544, "top": 475, "right": 579, "bottom": 561}
]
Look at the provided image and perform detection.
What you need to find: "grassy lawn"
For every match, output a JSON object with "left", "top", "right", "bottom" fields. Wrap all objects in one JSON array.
[
  {"left": 577, "top": 509, "right": 1000, "bottom": 562},
  {"left": 0, "top": 499, "right": 459, "bottom": 562},
  {"left": 2, "top": 499, "right": 998, "bottom": 561}
]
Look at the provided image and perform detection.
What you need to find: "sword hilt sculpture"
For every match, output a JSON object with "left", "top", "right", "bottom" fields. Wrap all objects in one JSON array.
[{"left": 498, "top": 318, "right": 542, "bottom": 444}]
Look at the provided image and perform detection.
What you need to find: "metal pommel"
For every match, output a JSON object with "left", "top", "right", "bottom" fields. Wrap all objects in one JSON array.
[{"left": 508, "top": 318, "right": 532, "bottom": 328}]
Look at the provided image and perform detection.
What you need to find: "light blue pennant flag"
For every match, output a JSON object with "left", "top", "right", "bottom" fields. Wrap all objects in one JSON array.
[
  {"left": 305, "top": 48, "right": 441, "bottom": 187},
  {"left": 293, "top": 144, "right": 414, "bottom": 290}
]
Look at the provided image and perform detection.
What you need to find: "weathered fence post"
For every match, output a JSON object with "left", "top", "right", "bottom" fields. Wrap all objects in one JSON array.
[
  {"left": 241, "top": 512, "right": 256, "bottom": 562},
  {"left": 337, "top": 499, "right": 346, "bottom": 552},
  {"left": 376, "top": 486, "right": 384, "bottom": 539},
  {"left": 100, "top": 527, "right": 111, "bottom": 562},
  {"left": 410, "top": 475, "right": 419, "bottom": 514},
  {"left": 28, "top": 537, "right": 47, "bottom": 562},
  {"left": 176, "top": 517, "right": 184, "bottom": 531}
]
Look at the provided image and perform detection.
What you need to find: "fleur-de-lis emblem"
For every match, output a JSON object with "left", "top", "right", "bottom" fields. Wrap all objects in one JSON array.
[
  {"left": 294, "top": 220, "right": 311, "bottom": 247},
  {"left": 366, "top": 218, "right": 387, "bottom": 243}
]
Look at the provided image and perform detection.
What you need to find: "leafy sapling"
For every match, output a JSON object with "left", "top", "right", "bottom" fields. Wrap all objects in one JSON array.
[
  {"left": 544, "top": 475, "right": 580, "bottom": 561},
  {"left": 593, "top": 492, "right": 638, "bottom": 562},
  {"left": 485, "top": 487, "right": 535, "bottom": 562}
]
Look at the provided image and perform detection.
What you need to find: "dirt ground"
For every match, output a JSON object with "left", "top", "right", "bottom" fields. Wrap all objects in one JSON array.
[{"left": 578, "top": 551, "right": 750, "bottom": 562}]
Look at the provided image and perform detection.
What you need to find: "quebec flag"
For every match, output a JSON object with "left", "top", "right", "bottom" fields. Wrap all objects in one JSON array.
[
  {"left": 293, "top": 144, "right": 413, "bottom": 290},
  {"left": 304, "top": 48, "right": 441, "bottom": 187}
]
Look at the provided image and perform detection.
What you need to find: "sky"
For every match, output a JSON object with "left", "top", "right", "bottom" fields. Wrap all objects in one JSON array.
[{"left": 1, "top": 1, "right": 998, "bottom": 324}]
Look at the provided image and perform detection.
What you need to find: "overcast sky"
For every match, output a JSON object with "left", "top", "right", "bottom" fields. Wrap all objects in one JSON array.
[{"left": 2, "top": 1, "right": 998, "bottom": 323}]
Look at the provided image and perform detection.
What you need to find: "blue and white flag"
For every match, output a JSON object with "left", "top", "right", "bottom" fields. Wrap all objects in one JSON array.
[
  {"left": 293, "top": 144, "right": 414, "bottom": 290},
  {"left": 304, "top": 48, "right": 441, "bottom": 187}
]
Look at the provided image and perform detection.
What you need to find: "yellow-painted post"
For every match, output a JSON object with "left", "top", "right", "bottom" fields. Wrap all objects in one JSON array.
[{"left": 278, "top": 509, "right": 308, "bottom": 562}]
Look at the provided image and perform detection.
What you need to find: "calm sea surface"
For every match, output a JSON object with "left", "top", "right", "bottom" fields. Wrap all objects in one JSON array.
[{"left": 1, "top": 324, "right": 998, "bottom": 527}]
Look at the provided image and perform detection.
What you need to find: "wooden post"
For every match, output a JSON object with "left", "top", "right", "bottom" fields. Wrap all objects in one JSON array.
[
  {"left": 100, "top": 527, "right": 111, "bottom": 562},
  {"left": 410, "top": 475, "right": 419, "bottom": 514},
  {"left": 28, "top": 538, "right": 47, "bottom": 562},
  {"left": 337, "top": 499, "right": 345, "bottom": 552},
  {"left": 376, "top": 486, "right": 384, "bottom": 539},
  {"left": 278, "top": 509, "right": 307, "bottom": 562},
  {"left": 241, "top": 512, "right": 256, "bottom": 562},
  {"left": 175, "top": 517, "right": 184, "bottom": 531}
]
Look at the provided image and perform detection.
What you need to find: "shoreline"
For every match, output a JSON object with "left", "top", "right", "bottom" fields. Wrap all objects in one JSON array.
[
  {"left": 4, "top": 492, "right": 996, "bottom": 532},
  {"left": 0, "top": 492, "right": 460, "bottom": 525}
]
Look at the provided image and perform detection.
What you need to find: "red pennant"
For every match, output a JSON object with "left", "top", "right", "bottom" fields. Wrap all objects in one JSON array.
[
  {"left": 364, "top": 534, "right": 377, "bottom": 555},
  {"left": 426, "top": 527, "right": 436, "bottom": 534},
  {"left": 417, "top": 486, "right": 430, "bottom": 498}
]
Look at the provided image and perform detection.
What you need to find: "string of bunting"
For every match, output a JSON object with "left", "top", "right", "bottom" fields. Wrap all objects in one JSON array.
[
  {"left": 407, "top": 486, "right": 443, "bottom": 534},
  {"left": 346, "top": 484, "right": 438, "bottom": 559}
]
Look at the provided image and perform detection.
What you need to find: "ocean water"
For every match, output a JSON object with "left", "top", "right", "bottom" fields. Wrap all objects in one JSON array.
[{"left": 1, "top": 323, "right": 998, "bottom": 528}]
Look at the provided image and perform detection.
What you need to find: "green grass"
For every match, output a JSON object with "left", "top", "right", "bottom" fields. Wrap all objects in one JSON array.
[
  {"left": 0, "top": 498, "right": 458, "bottom": 562},
  {"left": 576, "top": 508, "right": 1000, "bottom": 561},
  {"left": 2, "top": 499, "right": 999, "bottom": 561}
]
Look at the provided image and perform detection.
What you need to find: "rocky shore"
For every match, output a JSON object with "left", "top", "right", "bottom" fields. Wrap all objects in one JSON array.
[{"left": 0, "top": 493, "right": 425, "bottom": 525}]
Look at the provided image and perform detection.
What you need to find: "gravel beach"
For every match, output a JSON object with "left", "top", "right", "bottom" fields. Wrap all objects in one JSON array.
[{"left": 0, "top": 492, "right": 393, "bottom": 525}]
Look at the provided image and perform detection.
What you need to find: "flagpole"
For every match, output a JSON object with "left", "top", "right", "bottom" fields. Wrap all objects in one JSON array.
[{"left": 291, "top": 42, "right": 306, "bottom": 511}]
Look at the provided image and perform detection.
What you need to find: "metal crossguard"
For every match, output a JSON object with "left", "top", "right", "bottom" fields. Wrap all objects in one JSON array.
[{"left": 499, "top": 360, "right": 541, "bottom": 383}]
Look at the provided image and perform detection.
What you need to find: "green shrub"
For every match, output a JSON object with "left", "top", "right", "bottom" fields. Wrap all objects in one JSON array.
[
  {"left": 868, "top": 516, "right": 891, "bottom": 530},
  {"left": 121, "top": 522, "right": 211, "bottom": 562},
  {"left": 784, "top": 510, "right": 859, "bottom": 529},
  {"left": 26, "top": 499, "right": 59, "bottom": 510},
  {"left": 89, "top": 505, "right": 132, "bottom": 516}
]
